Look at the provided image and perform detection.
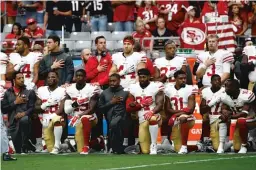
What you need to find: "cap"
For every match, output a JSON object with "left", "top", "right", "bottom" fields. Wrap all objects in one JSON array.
[
  {"left": 245, "top": 37, "right": 252, "bottom": 42},
  {"left": 26, "top": 18, "right": 36, "bottom": 25},
  {"left": 186, "top": 6, "right": 195, "bottom": 12}
]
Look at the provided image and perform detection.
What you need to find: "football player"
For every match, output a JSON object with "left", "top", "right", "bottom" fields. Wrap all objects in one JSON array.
[
  {"left": 35, "top": 71, "right": 66, "bottom": 154},
  {"left": 6, "top": 37, "right": 42, "bottom": 90},
  {"left": 164, "top": 70, "right": 197, "bottom": 154},
  {"left": 153, "top": 40, "right": 187, "bottom": 144},
  {"left": 109, "top": 35, "right": 146, "bottom": 89},
  {"left": 126, "top": 68, "right": 164, "bottom": 155},
  {"left": 200, "top": 74, "right": 229, "bottom": 153},
  {"left": 64, "top": 69, "right": 101, "bottom": 154},
  {"left": 209, "top": 79, "right": 256, "bottom": 153},
  {"left": 196, "top": 34, "right": 234, "bottom": 87}
]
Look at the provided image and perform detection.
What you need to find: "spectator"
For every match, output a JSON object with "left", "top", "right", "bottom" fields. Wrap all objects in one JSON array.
[
  {"left": 157, "top": 0, "right": 189, "bottom": 36},
  {"left": 44, "top": 1, "right": 72, "bottom": 37},
  {"left": 98, "top": 73, "right": 129, "bottom": 154},
  {"left": 132, "top": 19, "right": 153, "bottom": 51},
  {"left": 248, "top": 1, "right": 256, "bottom": 36},
  {"left": 66, "top": 1, "right": 86, "bottom": 32},
  {"left": 112, "top": 0, "right": 135, "bottom": 32},
  {"left": 24, "top": 18, "right": 44, "bottom": 46},
  {"left": 85, "top": 36, "right": 112, "bottom": 89},
  {"left": 3, "top": 23, "right": 23, "bottom": 54},
  {"left": 39, "top": 35, "right": 74, "bottom": 86},
  {"left": 35, "top": 1, "right": 45, "bottom": 24},
  {"left": 15, "top": 1, "right": 38, "bottom": 27},
  {"left": 229, "top": 4, "right": 248, "bottom": 35},
  {"left": 86, "top": 0, "right": 111, "bottom": 31},
  {"left": 201, "top": 1, "right": 228, "bottom": 22},
  {"left": 184, "top": 6, "right": 200, "bottom": 24},
  {"left": 152, "top": 17, "right": 172, "bottom": 50},
  {"left": 2, "top": 1, "right": 18, "bottom": 24},
  {"left": 32, "top": 44, "right": 43, "bottom": 54},
  {"left": 137, "top": 0, "right": 158, "bottom": 33},
  {"left": 1, "top": 72, "right": 36, "bottom": 154}
]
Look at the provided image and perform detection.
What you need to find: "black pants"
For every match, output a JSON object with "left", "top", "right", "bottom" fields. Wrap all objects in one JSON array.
[
  {"left": 65, "top": 17, "right": 82, "bottom": 32},
  {"left": 9, "top": 116, "right": 30, "bottom": 153}
]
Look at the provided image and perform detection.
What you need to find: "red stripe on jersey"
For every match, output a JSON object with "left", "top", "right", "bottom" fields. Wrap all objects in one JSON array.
[
  {"left": 223, "top": 56, "right": 234, "bottom": 63},
  {"left": 249, "top": 56, "right": 256, "bottom": 60},
  {"left": 196, "top": 57, "right": 203, "bottom": 63}
]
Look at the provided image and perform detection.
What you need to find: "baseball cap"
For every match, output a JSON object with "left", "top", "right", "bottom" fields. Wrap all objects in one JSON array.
[
  {"left": 186, "top": 6, "right": 196, "bottom": 12},
  {"left": 26, "top": 18, "right": 36, "bottom": 25}
]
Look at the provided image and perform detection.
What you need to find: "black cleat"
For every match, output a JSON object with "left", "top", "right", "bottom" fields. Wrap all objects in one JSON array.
[{"left": 2, "top": 153, "right": 17, "bottom": 161}]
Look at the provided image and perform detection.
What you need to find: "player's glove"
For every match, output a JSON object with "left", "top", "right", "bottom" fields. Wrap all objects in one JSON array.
[
  {"left": 144, "top": 111, "right": 154, "bottom": 121},
  {"left": 41, "top": 98, "right": 58, "bottom": 110},
  {"left": 166, "top": 68, "right": 177, "bottom": 78},
  {"left": 72, "top": 97, "right": 89, "bottom": 108},
  {"left": 14, "top": 59, "right": 27, "bottom": 71},
  {"left": 68, "top": 116, "right": 80, "bottom": 127},
  {"left": 120, "top": 64, "right": 135, "bottom": 76},
  {"left": 140, "top": 97, "right": 153, "bottom": 108}
]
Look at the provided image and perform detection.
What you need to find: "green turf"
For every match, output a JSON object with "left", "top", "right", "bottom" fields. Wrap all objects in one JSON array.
[{"left": 1, "top": 153, "right": 256, "bottom": 170}]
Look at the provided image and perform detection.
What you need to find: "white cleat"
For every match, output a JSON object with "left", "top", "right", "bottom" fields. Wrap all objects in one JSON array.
[
  {"left": 238, "top": 146, "right": 247, "bottom": 154},
  {"left": 178, "top": 146, "right": 188, "bottom": 154},
  {"left": 50, "top": 147, "right": 60, "bottom": 155},
  {"left": 217, "top": 149, "right": 224, "bottom": 154},
  {"left": 150, "top": 143, "right": 157, "bottom": 155}
]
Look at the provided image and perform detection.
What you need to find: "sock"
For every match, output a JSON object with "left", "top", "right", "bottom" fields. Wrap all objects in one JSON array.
[
  {"left": 161, "top": 136, "right": 167, "bottom": 143},
  {"left": 135, "top": 138, "right": 139, "bottom": 145},
  {"left": 36, "top": 138, "right": 42, "bottom": 145},
  {"left": 237, "top": 119, "right": 248, "bottom": 145},
  {"left": 81, "top": 117, "right": 91, "bottom": 147},
  {"left": 149, "top": 123, "right": 158, "bottom": 145},
  {"left": 53, "top": 126, "right": 63, "bottom": 148},
  {"left": 123, "top": 138, "right": 128, "bottom": 146},
  {"left": 60, "top": 143, "right": 68, "bottom": 150},
  {"left": 218, "top": 123, "right": 227, "bottom": 150},
  {"left": 201, "top": 120, "right": 210, "bottom": 141},
  {"left": 180, "top": 122, "right": 189, "bottom": 145}
]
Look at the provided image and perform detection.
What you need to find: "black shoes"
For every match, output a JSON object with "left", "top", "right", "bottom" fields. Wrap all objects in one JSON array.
[{"left": 2, "top": 153, "right": 17, "bottom": 161}]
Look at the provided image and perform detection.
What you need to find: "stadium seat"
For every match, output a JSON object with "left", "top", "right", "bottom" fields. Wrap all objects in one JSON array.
[
  {"left": 69, "top": 32, "right": 91, "bottom": 41},
  {"left": 107, "top": 23, "right": 115, "bottom": 32},
  {"left": 1, "top": 32, "right": 7, "bottom": 40},
  {"left": 74, "top": 41, "right": 91, "bottom": 51},
  {"left": 37, "top": 23, "right": 44, "bottom": 28},
  {"left": 62, "top": 41, "right": 75, "bottom": 51},
  {"left": 3, "top": 24, "right": 13, "bottom": 33},
  {"left": 112, "top": 32, "right": 132, "bottom": 40},
  {"left": 91, "top": 31, "right": 112, "bottom": 40},
  {"left": 115, "top": 40, "right": 123, "bottom": 51}
]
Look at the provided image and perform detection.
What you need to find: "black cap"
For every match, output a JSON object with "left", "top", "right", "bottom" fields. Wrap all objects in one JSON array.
[{"left": 138, "top": 68, "right": 150, "bottom": 76}]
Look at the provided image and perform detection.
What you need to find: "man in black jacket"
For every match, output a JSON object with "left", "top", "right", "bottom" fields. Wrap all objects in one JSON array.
[
  {"left": 39, "top": 35, "right": 74, "bottom": 87},
  {"left": 98, "top": 74, "right": 129, "bottom": 154},
  {"left": 1, "top": 72, "right": 36, "bottom": 154}
]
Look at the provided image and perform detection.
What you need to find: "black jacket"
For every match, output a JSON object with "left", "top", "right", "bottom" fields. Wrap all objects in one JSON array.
[
  {"left": 1, "top": 87, "right": 36, "bottom": 129},
  {"left": 98, "top": 86, "right": 129, "bottom": 122},
  {"left": 39, "top": 50, "right": 74, "bottom": 86}
]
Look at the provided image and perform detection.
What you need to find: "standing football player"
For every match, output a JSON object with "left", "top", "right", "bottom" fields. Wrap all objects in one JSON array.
[
  {"left": 196, "top": 34, "right": 233, "bottom": 87},
  {"left": 200, "top": 74, "right": 230, "bottom": 153},
  {"left": 35, "top": 71, "right": 67, "bottom": 154},
  {"left": 109, "top": 35, "right": 146, "bottom": 89},
  {"left": 6, "top": 37, "right": 42, "bottom": 90},
  {"left": 209, "top": 79, "right": 255, "bottom": 153},
  {"left": 126, "top": 68, "right": 164, "bottom": 155},
  {"left": 64, "top": 69, "right": 101, "bottom": 154},
  {"left": 164, "top": 70, "right": 197, "bottom": 154}
]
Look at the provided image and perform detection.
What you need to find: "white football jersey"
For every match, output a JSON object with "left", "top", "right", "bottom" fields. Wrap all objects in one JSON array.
[
  {"left": 37, "top": 86, "right": 66, "bottom": 119},
  {"left": 221, "top": 89, "right": 255, "bottom": 112},
  {"left": 112, "top": 52, "right": 145, "bottom": 88},
  {"left": 154, "top": 56, "right": 187, "bottom": 84},
  {"left": 164, "top": 84, "right": 198, "bottom": 110},
  {"left": 201, "top": 87, "right": 225, "bottom": 115},
  {"left": 0, "top": 52, "right": 8, "bottom": 75},
  {"left": 129, "top": 82, "right": 164, "bottom": 123},
  {"left": 9, "top": 52, "right": 42, "bottom": 86},
  {"left": 65, "top": 83, "right": 101, "bottom": 116},
  {"left": 197, "top": 49, "right": 234, "bottom": 86}
]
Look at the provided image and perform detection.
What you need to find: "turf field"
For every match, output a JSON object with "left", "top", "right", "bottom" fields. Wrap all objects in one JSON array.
[{"left": 2, "top": 153, "right": 256, "bottom": 170}]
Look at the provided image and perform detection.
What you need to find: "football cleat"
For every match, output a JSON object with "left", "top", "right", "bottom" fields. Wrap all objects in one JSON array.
[
  {"left": 35, "top": 143, "right": 43, "bottom": 153},
  {"left": 216, "top": 148, "right": 224, "bottom": 154},
  {"left": 2, "top": 153, "right": 17, "bottom": 161},
  {"left": 178, "top": 146, "right": 188, "bottom": 154},
  {"left": 50, "top": 147, "right": 60, "bottom": 155},
  {"left": 150, "top": 143, "right": 157, "bottom": 155},
  {"left": 80, "top": 146, "right": 89, "bottom": 155},
  {"left": 238, "top": 145, "right": 247, "bottom": 154}
]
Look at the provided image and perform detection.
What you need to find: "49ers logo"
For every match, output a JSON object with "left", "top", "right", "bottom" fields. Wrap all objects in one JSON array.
[{"left": 181, "top": 27, "right": 206, "bottom": 45}]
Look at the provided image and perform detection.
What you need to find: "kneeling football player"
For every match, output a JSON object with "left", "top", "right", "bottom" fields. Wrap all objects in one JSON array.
[
  {"left": 126, "top": 68, "right": 164, "bottom": 155},
  {"left": 64, "top": 69, "right": 101, "bottom": 154},
  {"left": 35, "top": 71, "right": 67, "bottom": 154},
  {"left": 164, "top": 70, "right": 197, "bottom": 154},
  {"left": 201, "top": 74, "right": 231, "bottom": 153}
]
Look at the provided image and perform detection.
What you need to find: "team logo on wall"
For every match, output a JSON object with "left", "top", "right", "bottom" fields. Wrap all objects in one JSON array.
[{"left": 181, "top": 27, "right": 206, "bottom": 45}]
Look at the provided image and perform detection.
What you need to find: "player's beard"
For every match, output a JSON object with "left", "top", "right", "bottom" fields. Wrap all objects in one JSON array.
[
  {"left": 76, "top": 83, "right": 85, "bottom": 90},
  {"left": 140, "top": 81, "right": 150, "bottom": 89}
]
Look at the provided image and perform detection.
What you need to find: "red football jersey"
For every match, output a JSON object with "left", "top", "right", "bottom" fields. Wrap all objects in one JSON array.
[
  {"left": 25, "top": 27, "right": 44, "bottom": 38},
  {"left": 201, "top": 1, "right": 228, "bottom": 18},
  {"left": 229, "top": 13, "right": 247, "bottom": 35},
  {"left": 137, "top": 5, "right": 158, "bottom": 32},
  {"left": 157, "top": 0, "right": 188, "bottom": 32},
  {"left": 112, "top": 2, "right": 135, "bottom": 22},
  {"left": 132, "top": 30, "right": 152, "bottom": 49}
]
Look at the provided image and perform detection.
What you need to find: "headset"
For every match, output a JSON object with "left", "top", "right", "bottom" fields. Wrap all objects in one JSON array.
[{"left": 95, "top": 50, "right": 107, "bottom": 57}]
